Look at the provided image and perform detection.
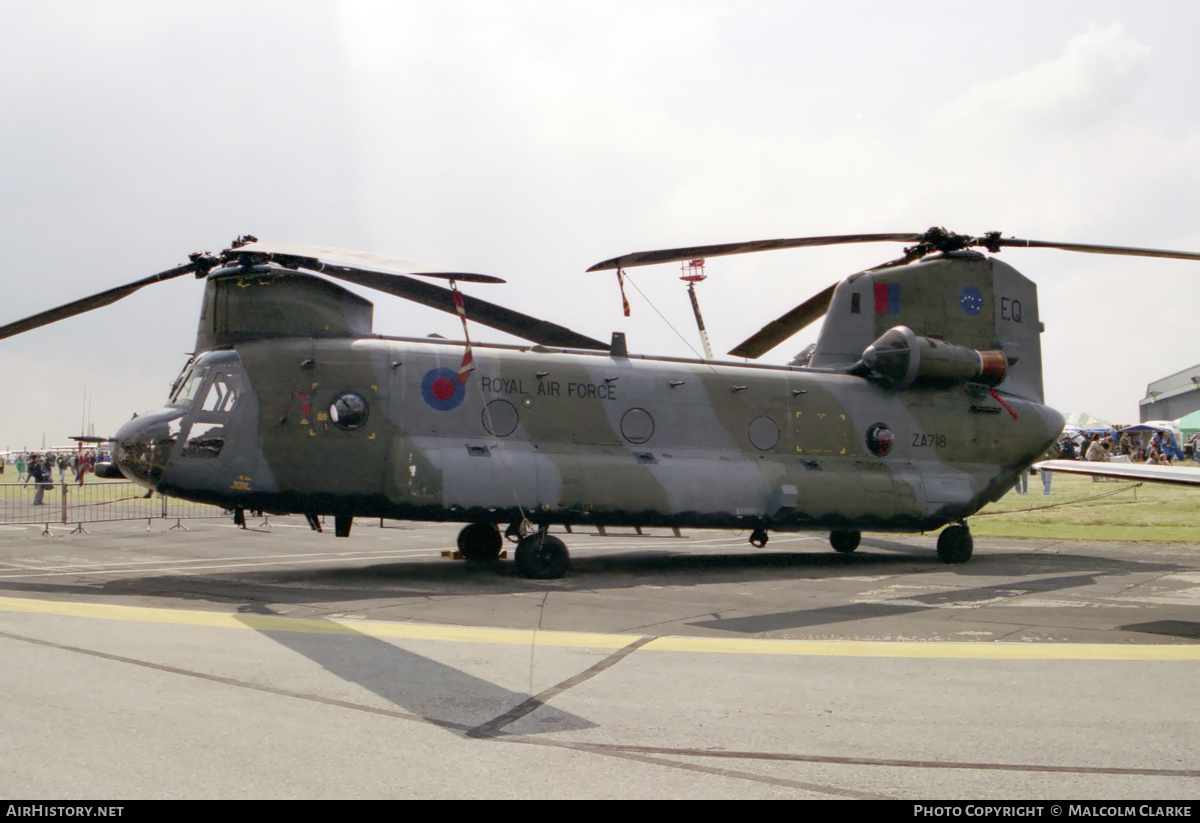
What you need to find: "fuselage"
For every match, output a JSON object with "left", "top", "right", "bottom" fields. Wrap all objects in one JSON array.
[{"left": 113, "top": 335, "right": 1064, "bottom": 534}]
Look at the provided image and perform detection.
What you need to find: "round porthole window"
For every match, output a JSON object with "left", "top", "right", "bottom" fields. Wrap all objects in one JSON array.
[
  {"left": 865, "top": 422, "right": 894, "bottom": 457},
  {"left": 748, "top": 416, "right": 780, "bottom": 450},
  {"left": 483, "top": 399, "right": 519, "bottom": 437},
  {"left": 330, "top": 392, "right": 369, "bottom": 430},
  {"left": 620, "top": 408, "right": 655, "bottom": 444}
]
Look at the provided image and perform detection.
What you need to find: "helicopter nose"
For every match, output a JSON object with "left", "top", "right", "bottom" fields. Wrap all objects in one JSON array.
[
  {"left": 1042, "top": 405, "right": 1067, "bottom": 445},
  {"left": 113, "top": 407, "right": 186, "bottom": 489},
  {"left": 1028, "top": 403, "right": 1067, "bottom": 459}
]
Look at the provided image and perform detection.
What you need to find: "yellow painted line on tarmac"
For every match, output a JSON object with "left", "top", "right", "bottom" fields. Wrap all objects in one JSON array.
[
  {"left": 0, "top": 595, "right": 1198, "bottom": 660},
  {"left": 643, "top": 636, "right": 1200, "bottom": 660},
  {"left": 0, "top": 596, "right": 631, "bottom": 649}
]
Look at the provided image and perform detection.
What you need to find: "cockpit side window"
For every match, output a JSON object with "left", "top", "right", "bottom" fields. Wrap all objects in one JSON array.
[
  {"left": 179, "top": 370, "right": 243, "bottom": 460},
  {"left": 200, "top": 373, "right": 241, "bottom": 414}
]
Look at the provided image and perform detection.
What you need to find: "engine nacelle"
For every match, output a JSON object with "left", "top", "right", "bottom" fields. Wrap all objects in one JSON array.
[
  {"left": 93, "top": 461, "right": 127, "bottom": 479},
  {"left": 861, "top": 325, "right": 1007, "bottom": 389}
]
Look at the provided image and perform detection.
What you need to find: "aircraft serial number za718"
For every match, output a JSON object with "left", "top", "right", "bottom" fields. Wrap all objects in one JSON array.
[{"left": 913, "top": 433, "right": 948, "bottom": 448}]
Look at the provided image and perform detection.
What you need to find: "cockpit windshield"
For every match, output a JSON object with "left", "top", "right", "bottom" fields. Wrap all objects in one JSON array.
[{"left": 170, "top": 366, "right": 211, "bottom": 407}]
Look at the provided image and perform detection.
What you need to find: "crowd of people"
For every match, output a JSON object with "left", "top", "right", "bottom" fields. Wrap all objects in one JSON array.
[
  {"left": 1054, "top": 428, "right": 1199, "bottom": 466},
  {"left": 0, "top": 450, "right": 112, "bottom": 505}
]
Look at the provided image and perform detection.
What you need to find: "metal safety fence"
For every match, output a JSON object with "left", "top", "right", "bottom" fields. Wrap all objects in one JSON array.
[{"left": 0, "top": 480, "right": 228, "bottom": 531}]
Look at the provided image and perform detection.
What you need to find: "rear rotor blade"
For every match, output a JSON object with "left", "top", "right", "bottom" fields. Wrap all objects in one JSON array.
[
  {"left": 993, "top": 237, "right": 1200, "bottom": 262},
  {"left": 322, "top": 268, "right": 609, "bottom": 350},
  {"left": 588, "top": 233, "right": 921, "bottom": 272},
  {"left": 0, "top": 261, "right": 201, "bottom": 340},
  {"left": 728, "top": 283, "right": 837, "bottom": 359}
]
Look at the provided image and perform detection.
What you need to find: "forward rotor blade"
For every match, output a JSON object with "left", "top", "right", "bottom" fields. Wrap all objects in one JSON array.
[
  {"left": 0, "top": 262, "right": 199, "bottom": 341},
  {"left": 588, "top": 233, "right": 921, "bottom": 272},
  {"left": 321, "top": 268, "right": 609, "bottom": 350},
  {"left": 232, "top": 242, "right": 505, "bottom": 284},
  {"left": 727, "top": 283, "right": 838, "bottom": 359},
  {"left": 994, "top": 237, "right": 1200, "bottom": 262}
]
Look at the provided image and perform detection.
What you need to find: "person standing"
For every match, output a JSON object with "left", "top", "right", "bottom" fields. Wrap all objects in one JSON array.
[
  {"left": 29, "top": 456, "right": 52, "bottom": 506},
  {"left": 1014, "top": 468, "right": 1029, "bottom": 495},
  {"left": 1056, "top": 435, "right": 1077, "bottom": 460}
]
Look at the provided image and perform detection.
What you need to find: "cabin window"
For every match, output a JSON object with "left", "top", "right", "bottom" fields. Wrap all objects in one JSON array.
[
  {"left": 620, "top": 408, "right": 655, "bottom": 444},
  {"left": 330, "top": 392, "right": 369, "bottom": 430},
  {"left": 482, "top": 399, "right": 519, "bottom": 437},
  {"left": 865, "top": 423, "right": 894, "bottom": 457}
]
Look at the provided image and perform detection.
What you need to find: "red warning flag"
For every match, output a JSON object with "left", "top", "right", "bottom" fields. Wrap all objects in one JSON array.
[
  {"left": 452, "top": 287, "right": 475, "bottom": 383},
  {"left": 617, "top": 269, "right": 631, "bottom": 317}
]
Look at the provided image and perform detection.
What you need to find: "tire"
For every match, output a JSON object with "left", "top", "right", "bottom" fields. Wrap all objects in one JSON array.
[
  {"left": 457, "top": 522, "right": 503, "bottom": 563},
  {"left": 514, "top": 533, "right": 570, "bottom": 579},
  {"left": 936, "top": 524, "right": 973, "bottom": 564},
  {"left": 830, "top": 530, "right": 861, "bottom": 553}
]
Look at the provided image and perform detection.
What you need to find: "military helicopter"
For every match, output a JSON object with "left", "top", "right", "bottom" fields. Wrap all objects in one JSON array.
[{"left": 4, "top": 229, "right": 1199, "bottom": 579}]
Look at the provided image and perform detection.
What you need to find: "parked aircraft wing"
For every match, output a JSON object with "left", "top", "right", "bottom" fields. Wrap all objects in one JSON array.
[{"left": 1034, "top": 460, "right": 1200, "bottom": 486}]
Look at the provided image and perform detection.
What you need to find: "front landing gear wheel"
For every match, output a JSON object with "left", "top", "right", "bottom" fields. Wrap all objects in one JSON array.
[
  {"left": 830, "top": 530, "right": 861, "bottom": 553},
  {"left": 749, "top": 528, "right": 769, "bottom": 548},
  {"left": 937, "top": 524, "right": 973, "bottom": 563},
  {"left": 457, "top": 522, "right": 503, "bottom": 563},
  {"left": 514, "top": 532, "right": 570, "bottom": 579}
]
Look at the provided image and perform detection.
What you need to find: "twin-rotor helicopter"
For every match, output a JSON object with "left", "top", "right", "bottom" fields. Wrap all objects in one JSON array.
[{"left": 5, "top": 228, "right": 1199, "bottom": 578}]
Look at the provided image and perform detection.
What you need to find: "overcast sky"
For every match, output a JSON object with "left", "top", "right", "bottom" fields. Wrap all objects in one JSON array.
[{"left": 2, "top": 0, "right": 1199, "bottom": 449}]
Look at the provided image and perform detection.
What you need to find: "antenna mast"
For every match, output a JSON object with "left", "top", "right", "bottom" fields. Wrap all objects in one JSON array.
[{"left": 680, "top": 259, "right": 713, "bottom": 360}]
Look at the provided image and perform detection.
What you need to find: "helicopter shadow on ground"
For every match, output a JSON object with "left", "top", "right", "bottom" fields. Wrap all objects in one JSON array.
[
  {"left": 225, "top": 602, "right": 598, "bottom": 739},
  {"left": 686, "top": 571, "right": 1109, "bottom": 634},
  {"left": 683, "top": 540, "right": 1196, "bottom": 634},
  {"left": 0, "top": 539, "right": 1186, "bottom": 609},
  {"left": 0, "top": 574, "right": 599, "bottom": 739},
  {"left": 1118, "top": 620, "right": 1200, "bottom": 640},
  {"left": 0, "top": 550, "right": 941, "bottom": 621}
]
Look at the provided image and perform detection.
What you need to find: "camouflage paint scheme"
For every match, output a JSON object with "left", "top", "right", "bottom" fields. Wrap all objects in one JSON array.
[{"left": 113, "top": 251, "right": 1065, "bottom": 543}]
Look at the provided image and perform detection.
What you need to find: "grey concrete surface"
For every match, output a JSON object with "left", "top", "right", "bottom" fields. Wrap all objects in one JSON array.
[{"left": 0, "top": 517, "right": 1196, "bottom": 799}]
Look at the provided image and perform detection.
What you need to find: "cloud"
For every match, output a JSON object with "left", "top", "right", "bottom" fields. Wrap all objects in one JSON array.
[{"left": 945, "top": 24, "right": 1150, "bottom": 132}]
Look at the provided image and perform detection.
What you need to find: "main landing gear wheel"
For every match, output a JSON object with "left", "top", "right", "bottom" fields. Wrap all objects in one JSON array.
[
  {"left": 830, "top": 529, "right": 861, "bottom": 553},
  {"left": 937, "top": 524, "right": 973, "bottom": 564},
  {"left": 457, "top": 522, "right": 503, "bottom": 563},
  {"left": 514, "top": 531, "right": 570, "bottom": 579}
]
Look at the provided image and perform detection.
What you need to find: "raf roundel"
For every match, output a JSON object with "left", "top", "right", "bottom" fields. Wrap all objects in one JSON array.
[
  {"left": 421, "top": 367, "right": 467, "bottom": 411},
  {"left": 960, "top": 285, "right": 984, "bottom": 316}
]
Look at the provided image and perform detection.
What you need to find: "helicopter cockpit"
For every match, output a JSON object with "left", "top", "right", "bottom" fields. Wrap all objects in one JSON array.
[{"left": 114, "top": 350, "right": 248, "bottom": 490}]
